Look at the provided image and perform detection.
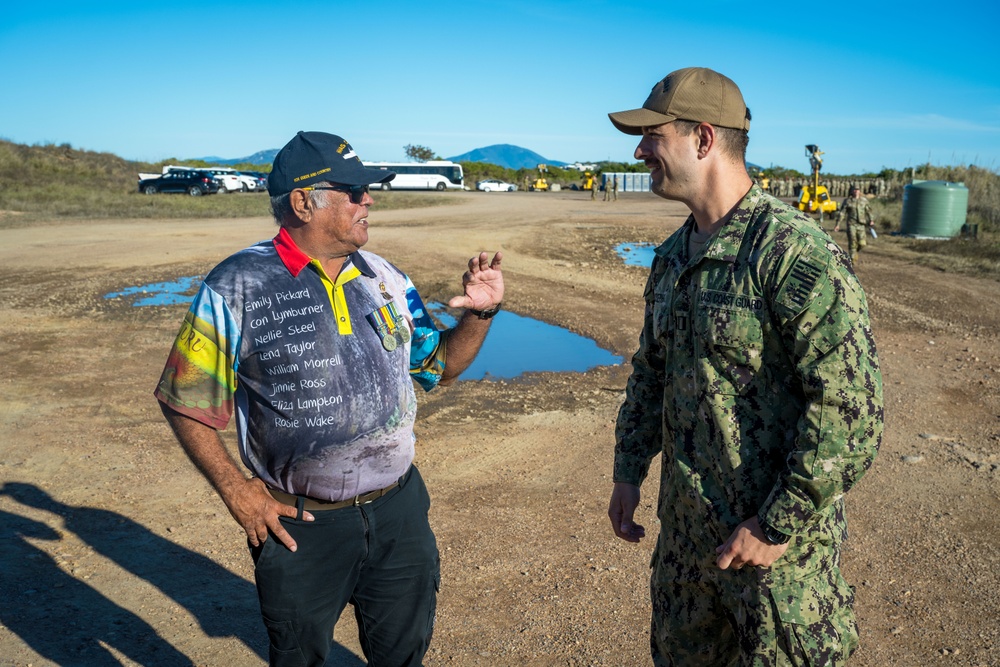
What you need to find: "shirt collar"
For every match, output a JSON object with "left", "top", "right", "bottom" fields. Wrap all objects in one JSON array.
[
  {"left": 272, "top": 227, "right": 377, "bottom": 278},
  {"left": 654, "top": 183, "right": 764, "bottom": 265}
]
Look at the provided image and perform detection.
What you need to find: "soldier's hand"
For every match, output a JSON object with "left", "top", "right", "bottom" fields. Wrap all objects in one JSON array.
[
  {"left": 225, "top": 477, "right": 313, "bottom": 552},
  {"left": 715, "top": 516, "right": 788, "bottom": 570},
  {"left": 608, "top": 482, "right": 646, "bottom": 543}
]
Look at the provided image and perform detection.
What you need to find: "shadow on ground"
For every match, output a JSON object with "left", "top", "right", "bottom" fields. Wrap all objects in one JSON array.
[{"left": 0, "top": 482, "right": 364, "bottom": 666}]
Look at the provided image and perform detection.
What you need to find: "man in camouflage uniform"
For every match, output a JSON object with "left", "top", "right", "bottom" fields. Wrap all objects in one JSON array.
[
  {"left": 606, "top": 67, "right": 884, "bottom": 666},
  {"left": 835, "top": 187, "right": 875, "bottom": 263}
]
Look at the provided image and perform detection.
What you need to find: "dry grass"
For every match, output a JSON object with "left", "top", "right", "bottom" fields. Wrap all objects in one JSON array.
[
  {"left": 823, "top": 196, "right": 1000, "bottom": 280},
  {"left": 3, "top": 140, "right": 997, "bottom": 280},
  {"left": 860, "top": 166, "right": 1000, "bottom": 280},
  {"left": 0, "top": 140, "right": 457, "bottom": 227}
]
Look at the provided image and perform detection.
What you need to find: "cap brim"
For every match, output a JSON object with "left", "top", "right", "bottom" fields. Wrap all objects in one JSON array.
[{"left": 608, "top": 108, "right": 677, "bottom": 135}]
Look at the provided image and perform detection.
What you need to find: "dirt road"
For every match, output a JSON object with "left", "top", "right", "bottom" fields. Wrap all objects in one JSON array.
[{"left": 1, "top": 191, "right": 997, "bottom": 666}]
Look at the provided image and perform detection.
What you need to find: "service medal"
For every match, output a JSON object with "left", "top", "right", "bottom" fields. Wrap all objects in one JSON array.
[
  {"left": 367, "top": 301, "right": 408, "bottom": 352},
  {"left": 394, "top": 315, "right": 411, "bottom": 344}
]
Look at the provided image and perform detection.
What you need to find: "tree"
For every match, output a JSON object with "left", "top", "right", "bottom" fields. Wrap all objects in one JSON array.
[{"left": 404, "top": 144, "right": 437, "bottom": 162}]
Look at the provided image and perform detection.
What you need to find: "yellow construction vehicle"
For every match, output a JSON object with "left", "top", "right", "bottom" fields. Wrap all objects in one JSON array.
[
  {"left": 582, "top": 171, "right": 596, "bottom": 191},
  {"left": 796, "top": 144, "right": 837, "bottom": 219},
  {"left": 529, "top": 164, "right": 549, "bottom": 191}
]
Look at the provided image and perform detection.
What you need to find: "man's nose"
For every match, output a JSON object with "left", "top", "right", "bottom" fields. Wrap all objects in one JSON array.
[{"left": 634, "top": 139, "right": 647, "bottom": 161}]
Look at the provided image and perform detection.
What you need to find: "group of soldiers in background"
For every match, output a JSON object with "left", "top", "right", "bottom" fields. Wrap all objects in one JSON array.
[{"left": 759, "top": 176, "right": 896, "bottom": 200}]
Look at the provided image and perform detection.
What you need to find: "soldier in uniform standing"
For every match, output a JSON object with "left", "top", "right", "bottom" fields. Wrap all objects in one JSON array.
[
  {"left": 835, "top": 186, "right": 876, "bottom": 263},
  {"left": 606, "top": 67, "right": 884, "bottom": 666}
]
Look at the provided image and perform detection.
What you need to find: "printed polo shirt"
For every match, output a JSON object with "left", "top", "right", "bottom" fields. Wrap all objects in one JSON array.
[{"left": 155, "top": 227, "right": 446, "bottom": 501}]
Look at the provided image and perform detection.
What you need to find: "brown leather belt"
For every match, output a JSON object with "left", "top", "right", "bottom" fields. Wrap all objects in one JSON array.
[{"left": 268, "top": 481, "right": 400, "bottom": 511}]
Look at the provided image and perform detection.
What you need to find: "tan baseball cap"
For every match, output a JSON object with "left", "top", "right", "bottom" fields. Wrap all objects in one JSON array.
[{"left": 608, "top": 67, "right": 750, "bottom": 135}]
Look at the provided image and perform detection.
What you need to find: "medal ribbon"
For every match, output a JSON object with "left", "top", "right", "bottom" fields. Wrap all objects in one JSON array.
[{"left": 372, "top": 302, "right": 402, "bottom": 334}]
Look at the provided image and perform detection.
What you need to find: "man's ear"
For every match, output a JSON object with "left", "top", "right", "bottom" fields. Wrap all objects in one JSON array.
[
  {"left": 695, "top": 123, "right": 716, "bottom": 159},
  {"left": 289, "top": 189, "right": 314, "bottom": 222}
]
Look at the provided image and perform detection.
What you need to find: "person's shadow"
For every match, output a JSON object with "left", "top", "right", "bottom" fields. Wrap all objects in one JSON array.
[
  {"left": 1, "top": 482, "right": 365, "bottom": 666},
  {"left": 0, "top": 508, "right": 193, "bottom": 665}
]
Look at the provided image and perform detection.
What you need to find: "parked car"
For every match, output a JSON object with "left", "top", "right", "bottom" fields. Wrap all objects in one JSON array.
[
  {"left": 198, "top": 169, "right": 243, "bottom": 193},
  {"left": 240, "top": 171, "right": 268, "bottom": 191},
  {"left": 232, "top": 172, "right": 258, "bottom": 192},
  {"left": 476, "top": 179, "right": 517, "bottom": 192},
  {"left": 138, "top": 170, "right": 220, "bottom": 196}
]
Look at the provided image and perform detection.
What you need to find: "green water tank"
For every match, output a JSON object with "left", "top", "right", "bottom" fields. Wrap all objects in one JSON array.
[{"left": 900, "top": 180, "right": 969, "bottom": 238}]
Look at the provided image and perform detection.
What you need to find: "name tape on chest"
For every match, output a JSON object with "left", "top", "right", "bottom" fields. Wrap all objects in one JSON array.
[{"left": 697, "top": 289, "right": 763, "bottom": 312}]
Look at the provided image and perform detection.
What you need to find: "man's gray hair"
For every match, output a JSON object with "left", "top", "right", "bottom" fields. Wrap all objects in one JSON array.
[{"left": 270, "top": 181, "right": 335, "bottom": 226}]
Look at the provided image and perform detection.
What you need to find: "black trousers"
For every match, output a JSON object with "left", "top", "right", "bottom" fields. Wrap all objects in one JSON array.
[{"left": 250, "top": 466, "right": 440, "bottom": 667}]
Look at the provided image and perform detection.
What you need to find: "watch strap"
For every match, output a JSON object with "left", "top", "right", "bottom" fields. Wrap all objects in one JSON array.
[{"left": 469, "top": 302, "right": 502, "bottom": 320}]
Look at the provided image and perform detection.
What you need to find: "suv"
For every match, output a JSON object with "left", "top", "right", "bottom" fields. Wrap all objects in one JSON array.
[
  {"left": 199, "top": 168, "right": 243, "bottom": 193},
  {"left": 138, "top": 170, "right": 220, "bottom": 196},
  {"left": 240, "top": 171, "right": 268, "bottom": 191}
]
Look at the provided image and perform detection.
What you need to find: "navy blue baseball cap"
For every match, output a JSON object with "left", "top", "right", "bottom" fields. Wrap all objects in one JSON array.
[{"left": 267, "top": 131, "right": 395, "bottom": 196}]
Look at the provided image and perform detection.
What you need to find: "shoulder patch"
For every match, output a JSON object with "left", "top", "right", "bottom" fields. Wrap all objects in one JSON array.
[{"left": 780, "top": 257, "right": 824, "bottom": 311}]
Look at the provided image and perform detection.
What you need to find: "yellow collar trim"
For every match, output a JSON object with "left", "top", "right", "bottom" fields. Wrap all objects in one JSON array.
[{"left": 311, "top": 260, "right": 362, "bottom": 335}]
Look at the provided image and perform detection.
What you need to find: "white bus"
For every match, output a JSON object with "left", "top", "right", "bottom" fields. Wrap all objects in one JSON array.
[{"left": 363, "top": 160, "right": 465, "bottom": 191}]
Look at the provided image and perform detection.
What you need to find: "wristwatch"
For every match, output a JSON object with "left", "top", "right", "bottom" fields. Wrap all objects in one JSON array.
[
  {"left": 758, "top": 516, "right": 791, "bottom": 545},
  {"left": 469, "top": 302, "right": 502, "bottom": 320}
]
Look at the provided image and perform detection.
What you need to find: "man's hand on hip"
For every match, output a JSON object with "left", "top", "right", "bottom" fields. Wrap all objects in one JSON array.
[
  {"left": 226, "top": 477, "right": 313, "bottom": 553},
  {"left": 608, "top": 482, "right": 646, "bottom": 543},
  {"left": 715, "top": 516, "right": 788, "bottom": 570}
]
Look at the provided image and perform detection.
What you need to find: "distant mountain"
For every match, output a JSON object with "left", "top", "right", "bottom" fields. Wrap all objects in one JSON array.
[
  {"left": 447, "top": 144, "right": 567, "bottom": 170},
  {"left": 193, "top": 149, "right": 279, "bottom": 166},
  {"left": 194, "top": 144, "right": 573, "bottom": 170}
]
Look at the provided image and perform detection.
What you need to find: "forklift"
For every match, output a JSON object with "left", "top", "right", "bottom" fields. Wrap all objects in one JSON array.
[
  {"left": 796, "top": 144, "right": 837, "bottom": 219},
  {"left": 529, "top": 164, "right": 549, "bottom": 191}
]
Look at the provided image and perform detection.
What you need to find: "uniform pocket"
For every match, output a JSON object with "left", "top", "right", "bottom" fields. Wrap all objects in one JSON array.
[
  {"left": 694, "top": 309, "right": 763, "bottom": 395},
  {"left": 769, "top": 572, "right": 858, "bottom": 666},
  {"left": 260, "top": 614, "right": 307, "bottom": 667}
]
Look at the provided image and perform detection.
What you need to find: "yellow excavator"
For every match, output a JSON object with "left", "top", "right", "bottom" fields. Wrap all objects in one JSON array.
[
  {"left": 581, "top": 171, "right": 596, "bottom": 191},
  {"left": 796, "top": 145, "right": 837, "bottom": 219}
]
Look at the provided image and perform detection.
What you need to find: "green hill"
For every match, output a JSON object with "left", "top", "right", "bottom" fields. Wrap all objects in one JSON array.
[{"left": 0, "top": 140, "right": 450, "bottom": 224}]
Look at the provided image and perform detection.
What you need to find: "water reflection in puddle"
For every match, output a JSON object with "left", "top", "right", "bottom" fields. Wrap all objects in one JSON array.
[
  {"left": 428, "top": 303, "right": 622, "bottom": 381},
  {"left": 104, "top": 276, "right": 202, "bottom": 306},
  {"left": 102, "top": 281, "right": 622, "bottom": 381},
  {"left": 615, "top": 242, "right": 657, "bottom": 267}
]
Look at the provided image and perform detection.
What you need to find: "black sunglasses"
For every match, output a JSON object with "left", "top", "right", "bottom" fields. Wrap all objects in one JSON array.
[{"left": 302, "top": 184, "right": 369, "bottom": 205}]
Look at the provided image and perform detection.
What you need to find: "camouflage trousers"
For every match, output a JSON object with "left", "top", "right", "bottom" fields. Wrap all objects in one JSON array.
[
  {"left": 846, "top": 224, "right": 868, "bottom": 262},
  {"left": 649, "top": 537, "right": 859, "bottom": 666}
]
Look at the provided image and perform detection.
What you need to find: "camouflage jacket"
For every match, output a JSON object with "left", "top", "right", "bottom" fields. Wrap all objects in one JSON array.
[
  {"left": 615, "top": 185, "right": 883, "bottom": 540},
  {"left": 838, "top": 195, "right": 873, "bottom": 226}
]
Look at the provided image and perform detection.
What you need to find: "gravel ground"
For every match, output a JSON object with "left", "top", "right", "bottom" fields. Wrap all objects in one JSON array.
[{"left": 0, "top": 191, "right": 997, "bottom": 666}]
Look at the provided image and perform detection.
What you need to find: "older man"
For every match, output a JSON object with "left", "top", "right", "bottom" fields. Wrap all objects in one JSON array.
[
  {"left": 156, "top": 131, "right": 503, "bottom": 667},
  {"left": 606, "top": 68, "right": 883, "bottom": 665}
]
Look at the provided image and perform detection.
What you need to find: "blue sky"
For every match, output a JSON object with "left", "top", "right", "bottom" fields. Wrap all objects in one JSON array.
[{"left": 2, "top": 0, "right": 998, "bottom": 175}]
